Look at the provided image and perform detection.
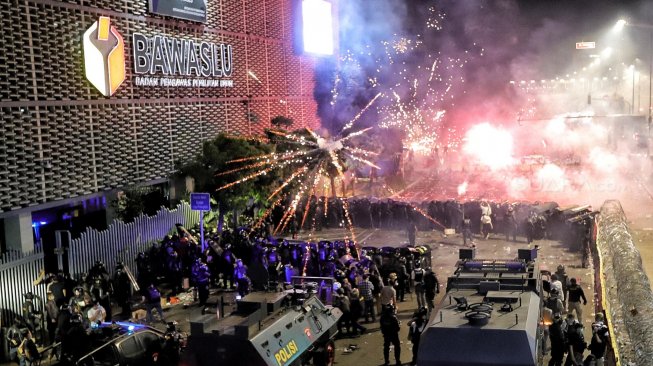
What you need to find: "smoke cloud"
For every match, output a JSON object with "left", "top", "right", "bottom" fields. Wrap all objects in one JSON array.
[{"left": 313, "top": 0, "right": 653, "bottom": 211}]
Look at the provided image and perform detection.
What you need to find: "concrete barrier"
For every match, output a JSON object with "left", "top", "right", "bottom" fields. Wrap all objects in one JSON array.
[{"left": 597, "top": 200, "right": 653, "bottom": 365}]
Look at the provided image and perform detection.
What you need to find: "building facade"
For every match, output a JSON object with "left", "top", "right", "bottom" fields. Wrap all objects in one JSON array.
[{"left": 0, "top": 0, "right": 320, "bottom": 251}]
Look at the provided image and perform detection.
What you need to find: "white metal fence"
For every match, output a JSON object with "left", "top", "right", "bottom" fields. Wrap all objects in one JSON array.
[
  {"left": 68, "top": 202, "right": 200, "bottom": 279},
  {"left": 1, "top": 202, "right": 199, "bottom": 326},
  {"left": 0, "top": 248, "right": 46, "bottom": 327}
]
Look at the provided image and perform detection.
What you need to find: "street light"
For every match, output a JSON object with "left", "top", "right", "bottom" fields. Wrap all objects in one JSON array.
[
  {"left": 630, "top": 64, "right": 636, "bottom": 114},
  {"left": 615, "top": 19, "right": 653, "bottom": 133},
  {"left": 613, "top": 19, "right": 627, "bottom": 32}
]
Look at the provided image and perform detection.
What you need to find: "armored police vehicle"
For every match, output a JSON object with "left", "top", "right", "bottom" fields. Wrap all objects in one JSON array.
[
  {"left": 184, "top": 282, "right": 342, "bottom": 366},
  {"left": 418, "top": 248, "right": 544, "bottom": 366}
]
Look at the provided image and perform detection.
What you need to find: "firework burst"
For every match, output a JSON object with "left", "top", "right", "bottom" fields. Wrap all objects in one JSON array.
[{"left": 215, "top": 95, "right": 383, "bottom": 247}]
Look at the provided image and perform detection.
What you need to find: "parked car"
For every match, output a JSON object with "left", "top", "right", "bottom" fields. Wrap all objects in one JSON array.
[{"left": 74, "top": 322, "right": 164, "bottom": 366}]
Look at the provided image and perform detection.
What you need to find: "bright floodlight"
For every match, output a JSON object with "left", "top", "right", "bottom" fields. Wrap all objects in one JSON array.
[
  {"left": 601, "top": 47, "right": 613, "bottom": 59},
  {"left": 302, "top": 0, "right": 334, "bottom": 56},
  {"left": 613, "top": 19, "right": 627, "bottom": 32}
]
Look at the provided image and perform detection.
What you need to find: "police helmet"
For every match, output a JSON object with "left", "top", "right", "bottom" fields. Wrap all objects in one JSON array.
[
  {"left": 417, "top": 306, "right": 428, "bottom": 317},
  {"left": 332, "top": 282, "right": 342, "bottom": 291}
]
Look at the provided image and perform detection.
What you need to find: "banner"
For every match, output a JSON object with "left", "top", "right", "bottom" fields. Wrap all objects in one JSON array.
[{"left": 149, "top": 0, "right": 206, "bottom": 23}]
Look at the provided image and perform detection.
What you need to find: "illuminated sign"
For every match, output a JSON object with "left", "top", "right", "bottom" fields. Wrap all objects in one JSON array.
[
  {"left": 274, "top": 340, "right": 299, "bottom": 366},
  {"left": 301, "top": 0, "right": 334, "bottom": 56},
  {"left": 576, "top": 41, "right": 596, "bottom": 50},
  {"left": 132, "top": 33, "right": 234, "bottom": 88},
  {"left": 83, "top": 17, "right": 126, "bottom": 96}
]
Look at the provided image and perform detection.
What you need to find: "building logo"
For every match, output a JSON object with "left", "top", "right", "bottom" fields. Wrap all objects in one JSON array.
[{"left": 83, "top": 17, "right": 126, "bottom": 96}]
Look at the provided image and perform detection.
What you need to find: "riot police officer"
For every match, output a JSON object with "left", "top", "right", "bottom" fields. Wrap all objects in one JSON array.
[
  {"left": 22, "top": 292, "right": 43, "bottom": 344},
  {"left": 113, "top": 263, "right": 133, "bottom": 319},
  {"left": 408, "top": 307, "right": 428, "bottom": 365},
  {"left": 192, "top": 259, "right": 211, "bottom": 308},
  {"left": 380, "top": 305, "right": 401, "bottom": 366}
]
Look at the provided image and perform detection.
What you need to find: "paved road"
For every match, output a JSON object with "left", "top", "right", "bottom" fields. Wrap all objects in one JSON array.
[
  {"left": 8, "top": 227, "right": 591, "bottom": 366},
  {"left": 295, "top": 227, "right": 593, "bottom": 366},
  {"left": 620, "top": 178, "right": 653, "bottom": 289}
]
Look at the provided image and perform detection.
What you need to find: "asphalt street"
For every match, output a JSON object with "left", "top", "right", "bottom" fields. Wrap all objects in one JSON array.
[{"left": 6, "top": 227, "right": 592, "bottom": 366}]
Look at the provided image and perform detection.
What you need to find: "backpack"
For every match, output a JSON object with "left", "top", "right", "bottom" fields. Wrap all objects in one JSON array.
[{"left": 414, "top": 268, "right": 424, "bottom": 284}]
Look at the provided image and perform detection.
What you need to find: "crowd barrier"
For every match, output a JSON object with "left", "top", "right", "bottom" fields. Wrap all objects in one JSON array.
[
  {"left": 0, "top": 202, "right": 199, "bottom": 327},
  {"left": 596, "top": 200, "right": 653, "bottom": 365},
  {"left": 67, "top": 202, "right": 199, "bottom": 280}
]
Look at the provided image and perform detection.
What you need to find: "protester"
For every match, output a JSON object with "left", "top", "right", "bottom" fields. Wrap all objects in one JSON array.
[
  {"left": 548, "top": 314, "right": 566, "bottom": 366},
  {"left": 504, "top": 205, "right": 517, "bottom": 241},
  {"left": 358, "top": 274, "right": 376, "bottom": 323},
  {"left": 87, "top": 300, "right": 107, "bottom": 325},
  {"left": 380, "top": 305, "right": 401, "bottom": 366},
  {"left": 348, "top": 288, "right": 367, "bottom": 335},
  {"left": 423, "top": 267, "right": 439, "bottom": 313},
  {"left": 380, "top": 277, "right": 397, "bottom": 309},
  {"left": 412, "top": 262, "right": 426, "bottom": 309},
  {"left": 588, "top": 313, "right": 609, "bottom": 366},
  {"left": 567, "top": 278, "right": 587, "bottom": 322},
  {"left": 408, "top": 307, "right": 428, "bottom": 365},
  {"left": 17, "top": 330, "right": 39, "bottom": 366},
  {"left": 565, "top": 313, "right": 586, "bottom": 366},
  {"left": 6, "top": 318, "right": 24, "bottom": 363}
]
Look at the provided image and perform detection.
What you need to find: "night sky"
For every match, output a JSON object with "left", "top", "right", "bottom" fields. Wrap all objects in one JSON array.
[{"left": 318, "top": 0, "right": 653, "bottom": 129}]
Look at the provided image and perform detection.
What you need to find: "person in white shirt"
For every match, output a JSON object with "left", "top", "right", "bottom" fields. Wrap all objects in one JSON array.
[
  {"left": 480, "top": 201, "right": 493, "bottom": 239},
  {"left": 87, "top": 301, "right": 106, "bottom": 325},
  {"left": 380, "top": 278, "right": 397, "bottom": 309},
  {"left": 550, "top": 274, "right": 565, "bottom": 304},
  {"left": 480, "top": 201, "right": 492, "bottom": 216}
]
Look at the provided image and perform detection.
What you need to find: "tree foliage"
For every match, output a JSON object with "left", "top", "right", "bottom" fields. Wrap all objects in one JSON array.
[
  {"left": 110, "top": 185, "right": 167, "bottom": 222},
  {"left": 175, "top": 134, "right": 278, "bottom": 214},
  {"left": 271, "top": 115, "right": 293, "bottom": 129}
]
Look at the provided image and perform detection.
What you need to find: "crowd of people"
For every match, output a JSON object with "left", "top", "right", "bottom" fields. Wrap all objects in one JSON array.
[
  {"left": 4, "top": 255, "right": 188, "bottom": 365},
  {"left": 542, "top": 265, "right": 609, "bottom": 366},
  {"left": 2, "top": 196, "right": 599, "bottom": 366},
  {"left": 278, "top": 196, "right": 546, "bottom": 234},
  {"left": 269, "top": 196, "right": 591, "bottom": 251}
]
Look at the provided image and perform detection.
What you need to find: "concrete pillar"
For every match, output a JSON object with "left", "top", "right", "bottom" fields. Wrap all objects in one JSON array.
[
  {"left": 169, "top": 176, "right": 195, "bottom": 202},
  {"left": 104, "top": 190, "right": 119, "bottom": 226},
  {"left": 185, "top": 176, "right": 195, "bottom": 193},
  {"left": 4, "top": 212, "right": 35, "bottom": 253}
]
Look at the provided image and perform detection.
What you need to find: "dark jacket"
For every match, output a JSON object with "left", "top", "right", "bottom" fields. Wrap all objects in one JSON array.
[
  {"left": 380, "top": 311, "right": 400, "bottom": 337},
  {"left": 424, "top": 271, "right": 439, "bottom": 297}
]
